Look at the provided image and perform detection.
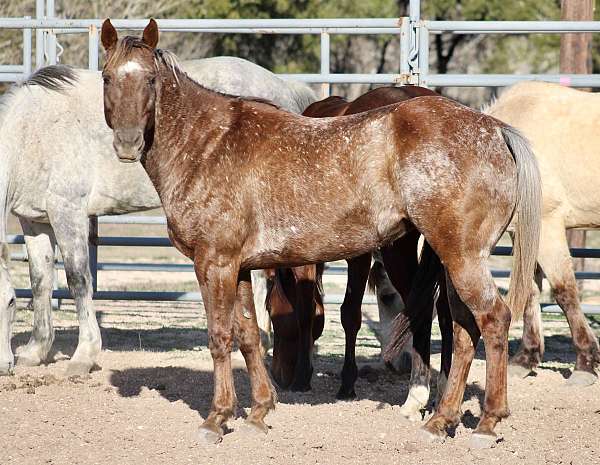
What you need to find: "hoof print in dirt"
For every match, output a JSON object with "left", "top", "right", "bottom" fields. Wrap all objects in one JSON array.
[
  {"left": 197, "top": 426, "right": 223, "bottom": 445},
  {"left": 469, "top": 433, "right": 500, "bottom": 449}
]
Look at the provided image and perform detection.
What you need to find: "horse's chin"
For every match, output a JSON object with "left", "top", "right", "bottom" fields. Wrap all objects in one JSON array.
[{"left": 114, "top": 147, "right": 142, "bottom": 164}]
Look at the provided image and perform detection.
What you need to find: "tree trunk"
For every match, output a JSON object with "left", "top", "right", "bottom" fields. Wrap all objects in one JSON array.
[{"left": 560, "top": 0, "right": 594, "bottom": 281}]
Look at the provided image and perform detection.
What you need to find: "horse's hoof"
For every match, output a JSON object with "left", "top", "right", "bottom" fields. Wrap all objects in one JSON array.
[
  {"left": 398, "top": 402, "right": 424, "bottom": 422},
  {"left": 335, "top": 388, "right": 356, "bottom": 400},
  {"left": 240, "top": 418, "right": 269, "bottom": 435},
  {"left": 507, "top": 363, "right": 533, "bottom": 379},
  {"left": 418, "top": 426, "right": 446, "bottom": 444},
  {"left": 65, "top": 361, "right": 93, "bottom": 377},
  {"left": 566, "top": 370, "right": 597, "bottom": 387},
  {"left": 469, "top": 432, "right": 498, "bottom": 449},
  {"left": 197, "top": 425, "right": 223, "bottom": 444},
  {"left": 16, "top": 354, "right": 42, "bottom": 367}
]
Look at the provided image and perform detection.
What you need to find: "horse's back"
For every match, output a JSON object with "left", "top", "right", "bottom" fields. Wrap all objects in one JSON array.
[
  {"left": 347, "top": 86, "right": 437, "bottom": 115},
  {"left": 183, "top": 57, "right": 317, "bottom": 113}
]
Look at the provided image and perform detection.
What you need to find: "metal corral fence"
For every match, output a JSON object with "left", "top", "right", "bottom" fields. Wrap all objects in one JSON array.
[{"left": 2, "top": 0, "right": 600, "bottom": 313}]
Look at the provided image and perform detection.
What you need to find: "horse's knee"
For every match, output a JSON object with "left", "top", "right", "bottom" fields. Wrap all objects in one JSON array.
[{"left": 209, "top": 329, "right": 234, "bottom": 360}]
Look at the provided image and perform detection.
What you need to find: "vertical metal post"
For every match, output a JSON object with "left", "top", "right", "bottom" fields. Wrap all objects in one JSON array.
[
  {"left": 399, "top": 17, "right": 410, "bottom": 84},
  {"left": 409, "top": 0, "right": 421, "bottom": 21},
  {"left": 418, "top": 23, "right": 429, "bottom": 87},
  {"left": 88, "top": 24, "right": 99, "bottom": 71},
  {"left": 46, "top": 0, "right": 57, "bottom": 65},
  {"left": 35, "top": 0, "right": 44, "bottom": 69},
  {"left": 320, "top": 31, "right": 330, "bottom": 98},
  {"left": 89, "top": 217, "right": 98, "bottom": 293},
  {"left": 22, "top": 17, "right": 32, "bottom": 78}
]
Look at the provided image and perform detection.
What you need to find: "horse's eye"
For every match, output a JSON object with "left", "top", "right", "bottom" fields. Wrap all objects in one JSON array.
[
  {"left": 102, "top": 76, "right": 111, "bottom": 86},
  {"left": 148, "top": 76, "right": 156, "bottom": 86}
]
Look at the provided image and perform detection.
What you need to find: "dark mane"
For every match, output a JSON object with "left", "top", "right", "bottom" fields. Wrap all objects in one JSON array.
[{"left": 22, "top": 65, "right": 78, "bottom": 92}]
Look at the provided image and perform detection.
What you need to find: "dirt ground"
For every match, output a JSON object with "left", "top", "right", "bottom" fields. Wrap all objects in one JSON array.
[
  {"left": 3, "top": 213, "right": 600, "bottom": 464},
  {"left": 1, "top": 299, "right": 600, "bottom": 465}
]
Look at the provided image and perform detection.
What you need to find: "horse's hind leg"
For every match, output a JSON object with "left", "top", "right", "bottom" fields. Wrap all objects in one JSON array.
[
  {"left": 234, "top": 270, "right": 276, "bottom": 434},
  {"left": 421, "top": 271, "right": 479, "bottom": 441},
  {"left": 337, "top": 252, "right": 371, "bottom": 400},
  {"left": 48, "top": 208, "right": 100, "bottom": 375},
  {"left": 536, "top": 219, "right": 599, "bottom": 385},
  {"left": 508, "top": 265, "right": 544, "bottom": 377},
  {"left": 435, "top": 271, "right": 453, "bottom": 407},
  {"left": 15, "top": 220, "right": 57, "bottom": 367},
  {"left": 424, "top": 262, "right": 511, "bottom": 447}
]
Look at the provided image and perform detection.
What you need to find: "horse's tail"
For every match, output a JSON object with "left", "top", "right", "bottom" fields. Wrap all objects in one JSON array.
[
  {"left": 501, "top": 125, "right": 542, "bottom": 319},
  {"left": 383, "top": 241, "right": 441, "bottom": 362}
]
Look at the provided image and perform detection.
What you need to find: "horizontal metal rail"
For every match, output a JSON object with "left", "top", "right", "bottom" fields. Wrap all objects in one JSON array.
[
  {"left": 425, "top": 74, "right": 600, "bottom": 88},
  {"left": 426, "top": 20, "right": 600, "bottom": 33},
  {"left": 0, "top": 18, "right": 404, "bottom": 29}
]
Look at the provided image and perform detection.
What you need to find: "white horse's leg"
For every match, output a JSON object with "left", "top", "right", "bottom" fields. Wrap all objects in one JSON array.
[
  {"left": 0, "top": 244, "right": 16, "bottom": 375},
  {"left": 15, "top": 220, "right": 57, "bottom": 367},
  {"left": 251, "top": 269, "right": 271, "bottom": 352},
  {"left": 49, "top": 208, "right": 100, "bottom": 375}
]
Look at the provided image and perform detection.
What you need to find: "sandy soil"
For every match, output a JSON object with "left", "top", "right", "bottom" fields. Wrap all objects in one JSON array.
[{"left": 1, "top": 300, "right": 599, "bottom": 465}]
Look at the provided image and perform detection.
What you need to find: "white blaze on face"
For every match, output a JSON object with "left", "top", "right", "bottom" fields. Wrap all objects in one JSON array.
[{"left": 117, "top": 60, "right": 144, "bottom": 78}]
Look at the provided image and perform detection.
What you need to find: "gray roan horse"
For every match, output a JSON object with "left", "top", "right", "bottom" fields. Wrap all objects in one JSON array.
[
  {"left": 101, "top": 19, "right": 541, "bottom": 447},
  {"left": 0, "top": 57, "right": 316, "bottom": 376}
]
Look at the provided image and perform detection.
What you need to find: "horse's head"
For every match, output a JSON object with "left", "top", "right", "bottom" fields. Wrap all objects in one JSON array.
[
  {"left": 0, "top": 243, "right": 16, "bottom": 375},
  {"left": 101, "top": 19, "right": 160, "bottom": 163}
]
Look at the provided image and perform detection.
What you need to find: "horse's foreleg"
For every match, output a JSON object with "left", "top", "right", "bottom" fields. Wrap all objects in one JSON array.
[
  {"left": 537, "top": 221, "right": 599, "bottom": 385},
  {"left": 234, "top": 270, "right": 276, "bottom": 434},
  {"left": 195, "top": 255, "right": 239, "bottom": 444},
  {"left": 398, "top": 312, "right": 432, "bottom": 421},
  {"left": 288, "top": 265, "right": 317, "bottom": 392},
  {"left": 251, "top": 269, "right": 272, "bottom": 353},
  {"left": 15, "top": 220, "right": 57, "bottom": 367},
  {"left": 337, "top": 252, "right": 371, "bottom": 400},
  {"left": 49, "top": 210, "right": 100, "bottom": 376}
]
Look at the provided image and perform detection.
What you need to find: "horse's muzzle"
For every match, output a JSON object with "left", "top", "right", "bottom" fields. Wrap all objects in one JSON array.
[{"left": 113, "top": 129, "right": 144, "bottom": 163}]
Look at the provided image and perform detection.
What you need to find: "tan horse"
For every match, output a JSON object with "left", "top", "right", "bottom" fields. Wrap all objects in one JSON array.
[
  {"left": 100, "top": 19, "right": 541, "bottom": 447},
  {"left": 486, "top": 81, "right": 600, "bottom": 386}
]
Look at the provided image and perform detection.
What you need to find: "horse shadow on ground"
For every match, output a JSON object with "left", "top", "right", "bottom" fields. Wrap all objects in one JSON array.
[
  {"left": 12, "top": 324, "right": 579, "bottom": 425},
  {"left": 107, "top": 359, "right": 487, "bottom": 428}
]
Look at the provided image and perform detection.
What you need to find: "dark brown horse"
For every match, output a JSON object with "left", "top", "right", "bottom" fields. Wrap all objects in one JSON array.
[
  {"left": 101, "top": 20, "right": 541, "bottom": 447},
  {"left": 266, "top": 86, "right": 441, "bottom": 399}
]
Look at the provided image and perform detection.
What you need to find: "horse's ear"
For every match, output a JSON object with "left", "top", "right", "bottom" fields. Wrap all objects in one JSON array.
[
  {"left": 0, "top": 243, "right": 9, "bottom": 268},
  {"left": 142, "top": 19, "right": 159, "bottom": 49},
  {"left": 101, "top": 19, "right": 118, "bottom": 51}
]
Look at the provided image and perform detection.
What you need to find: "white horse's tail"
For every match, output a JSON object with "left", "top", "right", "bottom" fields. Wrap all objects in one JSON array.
[{"left": 501, "top": 126, "right": 542, "bottom": 319}]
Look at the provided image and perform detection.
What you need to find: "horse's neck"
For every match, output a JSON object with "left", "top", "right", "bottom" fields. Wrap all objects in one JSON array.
[{"left": 143, "top": 68, "right": 232, "bottom": 203}]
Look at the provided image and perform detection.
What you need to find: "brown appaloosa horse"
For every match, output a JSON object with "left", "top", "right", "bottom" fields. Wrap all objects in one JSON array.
[
  {"left": 101, "top": 19, "right": 541, "bottom": 447},
  {"left": 266, "top": 86, "right": 444, "bottom": 400}
]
